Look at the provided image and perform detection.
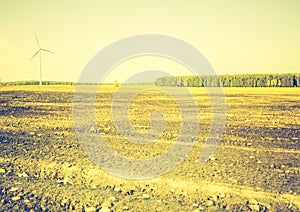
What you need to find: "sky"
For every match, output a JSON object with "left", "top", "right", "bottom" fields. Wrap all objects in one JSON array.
[{"left": 0, "top": 0, "right": 299, "bottom": 83}]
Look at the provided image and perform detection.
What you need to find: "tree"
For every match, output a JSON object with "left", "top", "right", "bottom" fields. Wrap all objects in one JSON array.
[
  {"left": 271, "top": 79, "right": 277, "bottom": 87},
  {"left": 296, "top": 73, "right": 300, "bottom": 87},
  {"left": 277, "top": 79, "right": 281, "bottom": 87}
]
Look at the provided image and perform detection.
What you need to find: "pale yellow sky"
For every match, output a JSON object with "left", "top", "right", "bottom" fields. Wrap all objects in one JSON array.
[{"left": 0, "top": 0, "right": 299, "bottom": 82}]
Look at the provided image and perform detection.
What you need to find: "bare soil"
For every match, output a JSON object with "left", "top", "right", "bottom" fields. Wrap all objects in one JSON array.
[{"left": 0, "top": 86, "right": 299, "bottom": 211}]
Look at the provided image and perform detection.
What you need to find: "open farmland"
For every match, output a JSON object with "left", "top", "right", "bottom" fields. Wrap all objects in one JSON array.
[{"left": 0, "top": 85, "right": 299, "bottom": 211}]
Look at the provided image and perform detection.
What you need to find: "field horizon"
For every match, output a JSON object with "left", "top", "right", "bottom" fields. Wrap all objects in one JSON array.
[{"left": 1, "top": 72, "right": 300, "bottom": 87}]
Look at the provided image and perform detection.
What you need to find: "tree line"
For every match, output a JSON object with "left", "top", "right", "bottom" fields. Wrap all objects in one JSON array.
[
  {"left": 0, "top": 80, "right": 75, "bottom": 86},
  {"left": 0, "top": 81, "right": 113, "bottom": 86},
  {"left": 1, "top": 73, "right": 299, "bottom": 87},
  {"left": 0, "top": 80, "right": 154, "bottom": 86},
  {"left": 155, "top": 73, "right": 300, "bottom": 87}
]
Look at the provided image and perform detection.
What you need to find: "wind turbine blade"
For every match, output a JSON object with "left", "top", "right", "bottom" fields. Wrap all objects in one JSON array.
[
  {"left": 41, "top": 49, "right": 55, "bottom": 54},
  {"left": 31, "top": 50, "right": 40, "bottom": 60},
  {"left": 35, "top": 33, "right": 41, "bottom": 48}
]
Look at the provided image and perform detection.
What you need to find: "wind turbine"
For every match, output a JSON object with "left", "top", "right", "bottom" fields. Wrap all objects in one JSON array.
[{"left": 31, "top": 34, "right": 55, "bottom": 85}]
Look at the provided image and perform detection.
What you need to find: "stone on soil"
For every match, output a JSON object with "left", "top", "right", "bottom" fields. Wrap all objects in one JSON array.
[
  {"left": 99, "top": 207, "right": 110, "bottom": 212},
  {"left": 84, "top": 206, "right": 97, "bottom": 212}
]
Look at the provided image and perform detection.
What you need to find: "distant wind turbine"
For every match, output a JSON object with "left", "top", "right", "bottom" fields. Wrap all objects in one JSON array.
[{"left": 31, "top": 34, "right": 55, "bottom": 85}]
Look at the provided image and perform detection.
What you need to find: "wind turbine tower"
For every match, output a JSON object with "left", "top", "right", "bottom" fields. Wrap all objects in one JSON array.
[{"left": 31, "top": 34, "right": 55, "bottom": 85}]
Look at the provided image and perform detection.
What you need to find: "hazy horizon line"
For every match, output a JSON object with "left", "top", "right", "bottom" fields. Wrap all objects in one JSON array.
[{"left": 1, "top": 72, "right": 300, "bottom": 83}]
